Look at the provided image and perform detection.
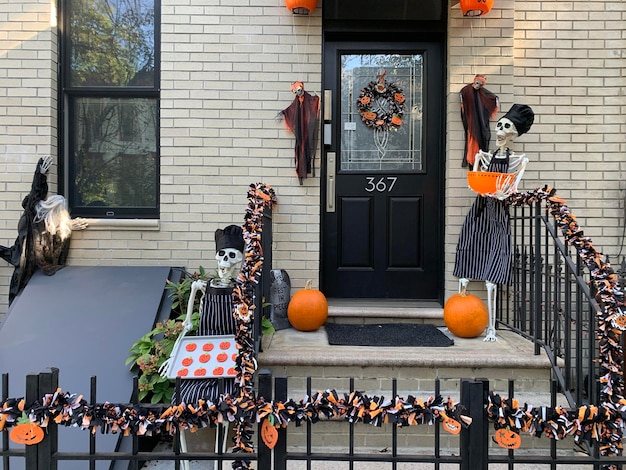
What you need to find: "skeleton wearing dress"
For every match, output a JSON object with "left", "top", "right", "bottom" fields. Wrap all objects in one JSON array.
[{"left": 454, "top": 104, "right": 534, "bottom": 342}]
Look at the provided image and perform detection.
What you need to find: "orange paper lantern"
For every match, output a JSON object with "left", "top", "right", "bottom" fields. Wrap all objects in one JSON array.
[
  {"left": 285, "top": 0, "right": 317, "bottom": 15},
  {"left": 460, "top": 0, "right": 494, "bottom": 17}
]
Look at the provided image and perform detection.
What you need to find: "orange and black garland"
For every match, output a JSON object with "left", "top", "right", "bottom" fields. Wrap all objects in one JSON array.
[
  {"left": 230, "top": 183, "right": 276, "bottom": 468},
  {"left": 487, "top": 186, "right": 625, "bottom": 459}
]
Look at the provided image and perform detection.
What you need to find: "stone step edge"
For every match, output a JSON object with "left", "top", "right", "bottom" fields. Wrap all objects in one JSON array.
[{"left": 328, "top": 305, "right": 443, "bottom": 320}]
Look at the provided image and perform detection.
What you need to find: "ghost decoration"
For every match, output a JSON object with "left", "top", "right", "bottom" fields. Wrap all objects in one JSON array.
[{"left": 280, "top": 82, "right": 321, "bottom": 185}]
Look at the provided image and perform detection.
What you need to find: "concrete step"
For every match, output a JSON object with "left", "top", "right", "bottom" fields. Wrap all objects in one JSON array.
[
  {"left": 259, "top": 326, "right": 555, "bottom": 397},
  {"left": 326, "top": 300, "right": 445, "bottom": 326}
]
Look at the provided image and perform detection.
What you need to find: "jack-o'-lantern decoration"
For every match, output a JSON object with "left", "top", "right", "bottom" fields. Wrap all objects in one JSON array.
[
  {"left": 285, "top": 0, "right": 317, "bottom": 15},
  {"left": 10, "top": 413, "right": 45, "bottom": 445},
  {"left": 494, "top": 427, "right": 521, "bottom": 449},
  {"left": 460, "top": 0, "right": 494, "bottom": 17}
]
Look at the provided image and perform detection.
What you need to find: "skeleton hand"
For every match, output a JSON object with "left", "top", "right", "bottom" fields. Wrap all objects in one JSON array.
[
  {"left": 39, "top": 155, "right": 53, "bottom": 174},
  {"left": 71, "top": 218, "right": 88, "bottom": 231},
  {"left": 486, "top": 173, "right": 516, "bottom": 200}
]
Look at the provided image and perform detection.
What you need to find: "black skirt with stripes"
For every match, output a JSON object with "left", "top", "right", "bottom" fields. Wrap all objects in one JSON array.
[
  {"left": 174, "top": 286, "right": 238, "bottom": 404},
  {"left": 453, "top": 156, "right": 512, "bottom": 285}
]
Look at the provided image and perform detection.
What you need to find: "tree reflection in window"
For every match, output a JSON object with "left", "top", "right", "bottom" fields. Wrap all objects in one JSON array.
[{"left": 65, "top": 0, "right": 158, "bottom": 217}]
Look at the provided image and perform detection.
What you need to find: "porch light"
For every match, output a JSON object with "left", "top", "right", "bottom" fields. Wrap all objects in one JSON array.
[
  {"left": 460, "top": 0, "right": 494, "bottom": 16},
  {"left": 285, "top": 0, "right": 317, "bottom": 15}
]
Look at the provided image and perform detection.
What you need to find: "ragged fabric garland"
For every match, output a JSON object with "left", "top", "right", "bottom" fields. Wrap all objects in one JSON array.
[
  {"left": 0, "top": 388, "right": 470, "bottom": 440},
  {"left": 230, "top": 183, "right": 276, "bottom": 468},
  {"left": 488, "top": 186, "right": 625, "bottom": 459}
]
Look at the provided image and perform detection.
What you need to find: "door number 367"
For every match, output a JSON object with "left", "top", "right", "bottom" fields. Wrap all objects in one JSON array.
[{"left": 365, "top": 176, "right": 397, "bottom": 193}]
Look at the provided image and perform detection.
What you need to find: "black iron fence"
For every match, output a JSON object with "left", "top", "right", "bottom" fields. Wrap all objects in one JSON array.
[
  {"left": 3, "top": 368, "right": 626, "bottom": 469},
  {"left": 504, "top": 199, "right": 603, "bottom": 408}
]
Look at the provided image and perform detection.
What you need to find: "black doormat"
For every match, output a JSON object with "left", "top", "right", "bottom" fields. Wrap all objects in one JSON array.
[{"left": 325, "top": 323, "right": 454, "bottom": 347}]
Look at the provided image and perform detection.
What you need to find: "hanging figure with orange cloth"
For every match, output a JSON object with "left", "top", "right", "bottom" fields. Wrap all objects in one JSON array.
[
  {"left": 459, "top": 74, "right": 499, "bottom": 168},
  {"left": 280, "top": 81, "right": 320, "bottom": 184}
]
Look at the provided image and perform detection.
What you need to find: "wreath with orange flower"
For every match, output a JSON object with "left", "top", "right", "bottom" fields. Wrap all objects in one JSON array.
[{"left": 357, "top": 72, "right": 406, "bottom": 131}]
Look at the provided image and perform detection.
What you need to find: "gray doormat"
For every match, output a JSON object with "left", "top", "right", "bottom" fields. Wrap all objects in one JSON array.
[{"left": 325, "top": 323, "right": 454, "bottom": 347}]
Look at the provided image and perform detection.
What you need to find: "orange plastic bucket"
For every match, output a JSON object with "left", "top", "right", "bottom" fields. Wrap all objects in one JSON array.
[{"left": 467, "top": 171, "right": 515, "bottom": 196}]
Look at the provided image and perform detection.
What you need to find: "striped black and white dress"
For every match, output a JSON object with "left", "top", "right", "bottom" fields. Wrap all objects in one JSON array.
[
  {"left": 453, "top": 153, "right": 512, "bottom": 285},
  {"left": 174, "top": 286, "right": 238, "bottom": 404}
]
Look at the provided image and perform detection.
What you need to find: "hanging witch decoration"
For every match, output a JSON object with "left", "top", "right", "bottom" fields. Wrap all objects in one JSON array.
[
  {"left": 356, "top": 70, "right": 406, "bottom": 158},
  {"left": 280, "top": 82, "right": 321, "bottom": 185},
  {"left": 459, "top": 74, "right": 499, "bottom": 168}
]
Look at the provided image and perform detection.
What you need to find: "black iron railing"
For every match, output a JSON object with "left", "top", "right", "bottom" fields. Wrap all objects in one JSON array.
[{"left": 503, "top": 200, "right": 602, "bottom": 408}]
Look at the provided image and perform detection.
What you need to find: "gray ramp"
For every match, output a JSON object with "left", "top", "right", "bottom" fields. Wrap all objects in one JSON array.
[{"left": 0, "top": 266, "right": 179, "bottom": 470}]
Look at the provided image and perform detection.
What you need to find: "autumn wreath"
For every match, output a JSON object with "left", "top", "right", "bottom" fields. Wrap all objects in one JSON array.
[{"left": 357, "top": 71, "right": 406, "bottom": 131}]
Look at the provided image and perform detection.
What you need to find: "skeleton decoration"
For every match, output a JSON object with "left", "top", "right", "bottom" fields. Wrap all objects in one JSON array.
[
  {"left": 454, "top": 104, "right": 534, "bottom": 342},
  {"left": 459, "top": 74, "right": 499, "bottom": 168}
]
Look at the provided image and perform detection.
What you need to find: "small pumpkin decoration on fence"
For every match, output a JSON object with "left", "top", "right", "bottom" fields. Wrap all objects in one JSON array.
[
  {"left": 261, "top": 416, "right": 279, "bottom": 449},
  {"left": 287, "top": 280, "right": 328, "bottom": 331},
  {"left": 10, "top": 412, "right": 45, "bottom": 445},
  {"left": 443, "top": 284, "right": 488, "bottom": 338},
  {"left": 494, "top": 427, "right": 521, "bottom": 449}
]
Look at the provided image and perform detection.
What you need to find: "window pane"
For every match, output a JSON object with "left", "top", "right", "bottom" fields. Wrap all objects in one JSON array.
[
  {"left": 340, "top": 54, "right": 423, "bottom": 172},
  {"left": 71, "top": 97, "right": 157, "bottom": 209},
  {"left": 69, "top": 0, "right": 155, "bottom": 87}
]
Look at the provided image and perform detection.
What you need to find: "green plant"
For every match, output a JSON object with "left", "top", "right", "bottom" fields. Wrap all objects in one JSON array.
[
  {"left": 261, "top": 298, "right": 275, "bottom": 336},
  {"left": 126, "top": 268, "right": 210, "bottom": 403}
]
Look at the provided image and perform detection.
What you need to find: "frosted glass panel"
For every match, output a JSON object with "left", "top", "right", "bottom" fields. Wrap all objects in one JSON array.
[{"left": 340, "top": 54, "right": 423, "bottom": 172}]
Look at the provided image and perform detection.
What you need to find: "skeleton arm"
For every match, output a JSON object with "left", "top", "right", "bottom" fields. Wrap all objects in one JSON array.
[
  {"left": 473, "top": 150, "right": 493, "bottom": 172},
  {"left": 485, "top": 153, "right": 528, "bottom": 200},
  {"left": 159, "top": 279, "right": 206, "bottom": 377}
]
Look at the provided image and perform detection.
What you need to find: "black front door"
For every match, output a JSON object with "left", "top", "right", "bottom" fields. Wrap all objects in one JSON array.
[{"left": 321, "top": 41, "right": 444, "bottom": 300}]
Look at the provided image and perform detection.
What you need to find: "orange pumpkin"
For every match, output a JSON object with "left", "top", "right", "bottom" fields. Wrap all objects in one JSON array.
[
  {"left": 443, "top": 285, "right": 488, "bottom": 338},
  {"left": 287, "top": 280, "right": 328, "bottom": 331},
  {"left": 494, "top": 427, "right": 521, "bottom": 449}
]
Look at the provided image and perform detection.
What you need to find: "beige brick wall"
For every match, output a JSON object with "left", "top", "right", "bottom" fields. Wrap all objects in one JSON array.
[
  {"left": 1, "top": 0, "right": 624, "bottom": 317},
  {"left": 445, "top": 0, "right": 626, "bottom": 301},
  {"left": 0, "top": 0, "right": 59, "bottom": 314}
]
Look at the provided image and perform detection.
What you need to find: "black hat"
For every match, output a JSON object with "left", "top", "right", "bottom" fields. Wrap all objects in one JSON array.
[
  {"left": 215, "top": 225, "right": 244, "bottom": 252},
  {"left": 502, "top": 104, "right": 534, "bottom": 136}
]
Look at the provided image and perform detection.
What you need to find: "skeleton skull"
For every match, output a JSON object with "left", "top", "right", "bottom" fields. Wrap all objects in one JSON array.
[
  {"left": 214, "top": 248, "right": 243, "bottom": 287},
  {"left": 495, "top": 117, "right": 518, "bottom": 149}
]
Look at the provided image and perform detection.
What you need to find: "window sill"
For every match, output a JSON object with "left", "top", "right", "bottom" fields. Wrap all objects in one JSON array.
[{"left": 83, "top": 218, "right": 160, "bottom": 231}]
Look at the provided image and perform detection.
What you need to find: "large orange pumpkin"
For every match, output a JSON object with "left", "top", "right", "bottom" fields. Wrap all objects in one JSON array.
[
  {"left": 287, "top": 280, "right": 328, "bottom": 331},
  {"left": 443, "top": 285, "right": 488, "bottom": 338}
]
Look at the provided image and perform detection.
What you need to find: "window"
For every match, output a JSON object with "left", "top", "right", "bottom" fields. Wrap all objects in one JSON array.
[{"left": 61, "top": 0, "right": 159, "bottom": 218}]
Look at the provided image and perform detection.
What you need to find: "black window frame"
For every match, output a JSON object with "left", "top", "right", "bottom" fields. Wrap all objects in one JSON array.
[{"left": 58, "top": 0, "right": 161, "bottom": 219}]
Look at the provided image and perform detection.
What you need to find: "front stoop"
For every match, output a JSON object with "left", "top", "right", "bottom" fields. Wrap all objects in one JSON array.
[{"left": 260, "top": 302, "right": 558, "bottom": 399}]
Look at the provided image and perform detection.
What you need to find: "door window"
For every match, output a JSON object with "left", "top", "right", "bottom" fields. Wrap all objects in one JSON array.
[{"left": 340, "top": 54, "right": 423, "bottom": 172}]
